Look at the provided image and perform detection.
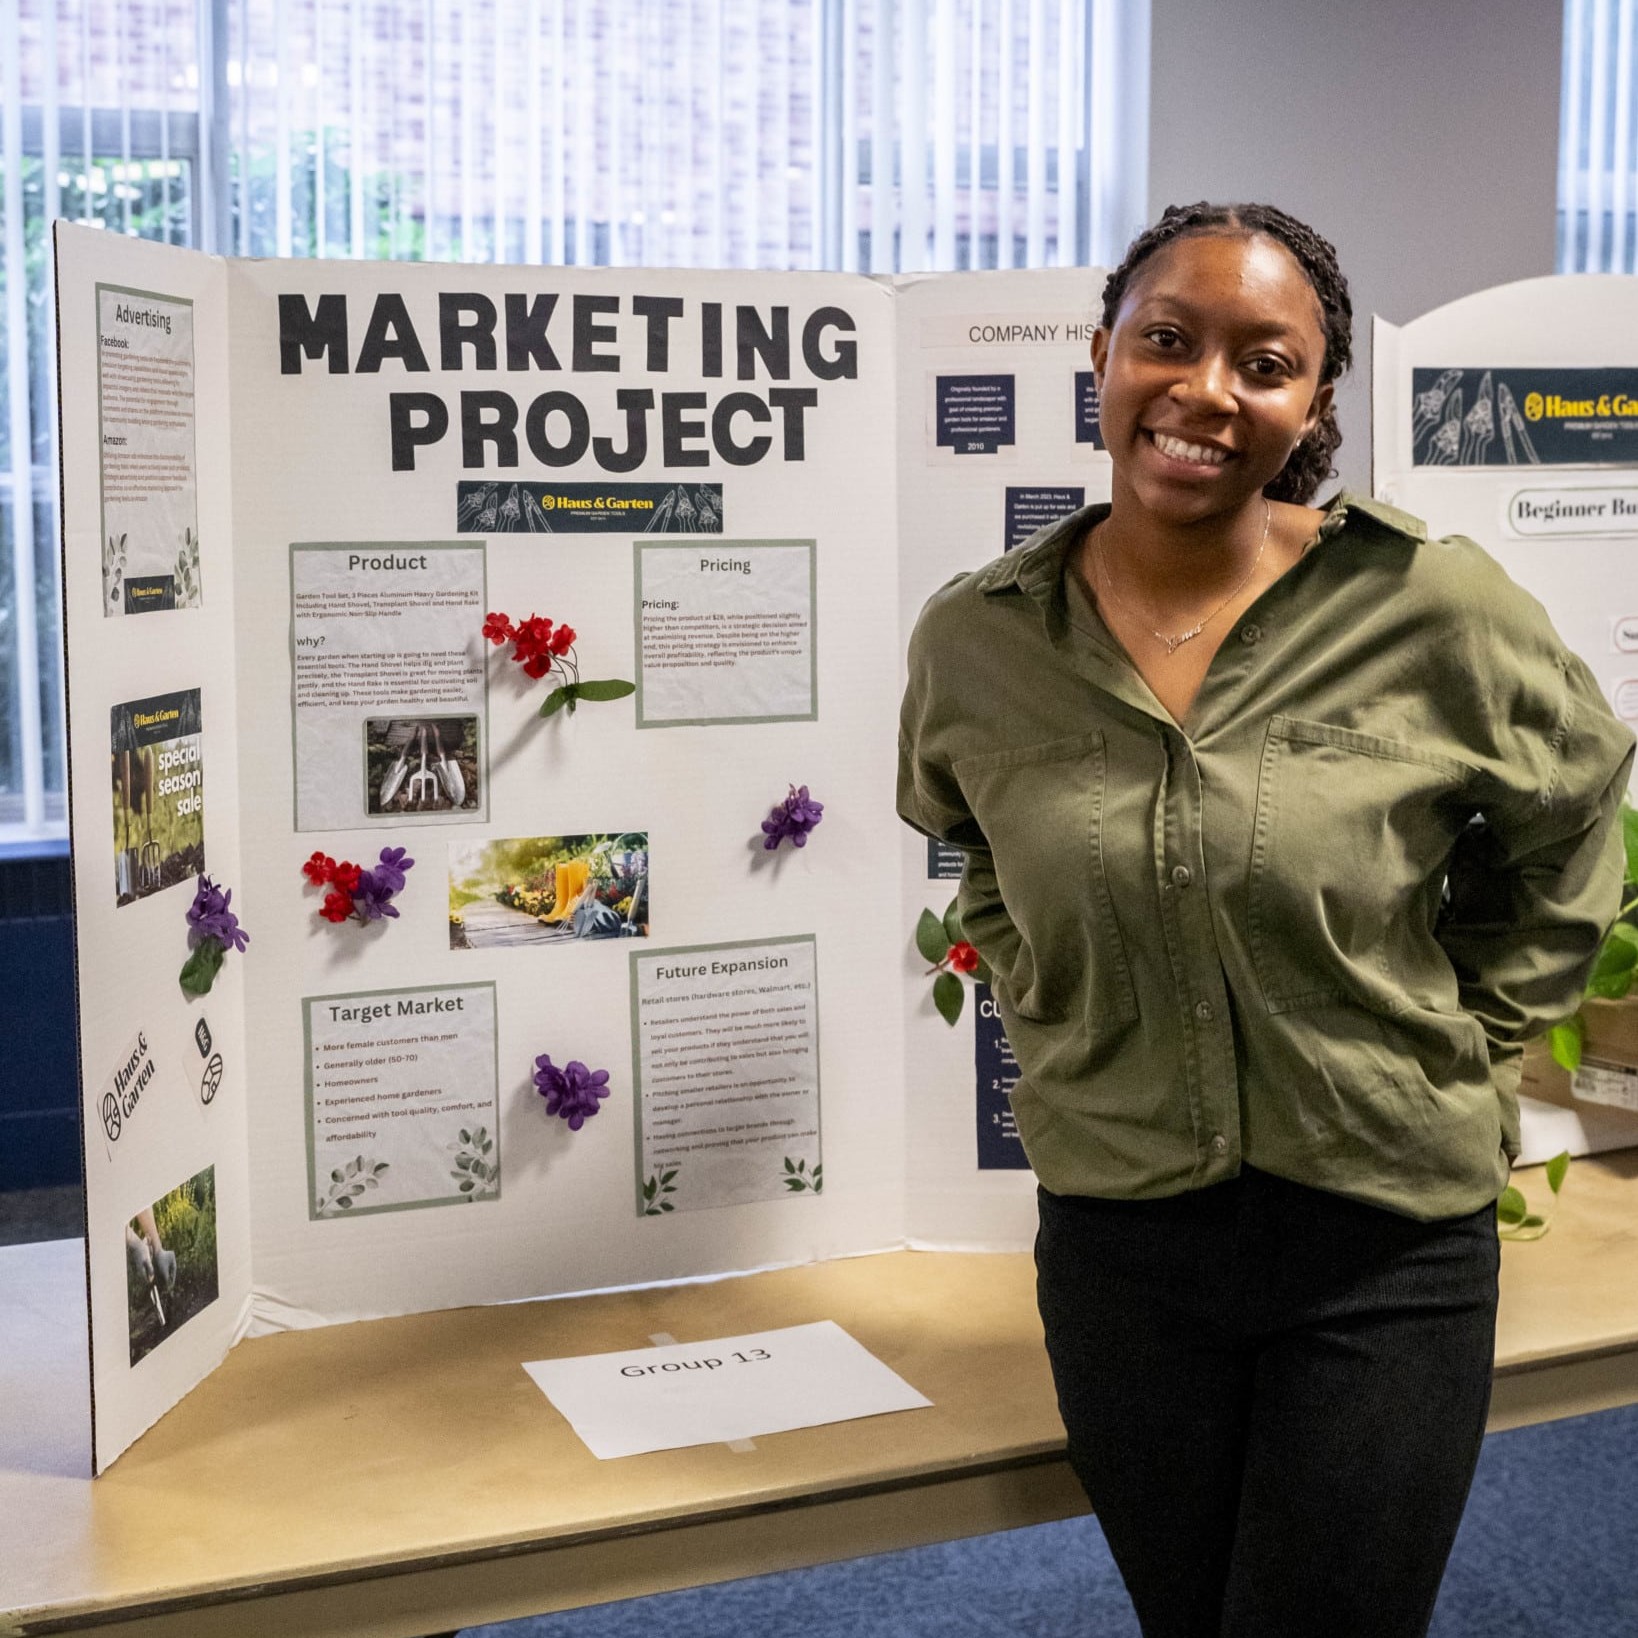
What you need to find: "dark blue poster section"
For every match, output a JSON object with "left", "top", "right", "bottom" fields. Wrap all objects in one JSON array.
[
  {"left": 1073, "top": 370, "right": 1105, "bottom": 450},
  {"left": 1410, "top": 367, "right": 1638, "bottom": 466},
  {"left": 927, "top": 838, "right": 964, "bottom": 880},
  {"left": 1003, "top": 485, "right": 1085, "bottom": 551},
  {"left": 935, "top": 374, "right": 1016, "bottom": 454},
  {"left": 974, "top": 982, "right": 1029, "bottom": 1170}
]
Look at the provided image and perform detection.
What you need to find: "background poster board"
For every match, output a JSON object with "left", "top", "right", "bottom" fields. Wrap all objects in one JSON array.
[
  {"left": 1374, "top": 276, "right": 1638, "bottom": 1164},
  {"left": 894, "top": 270, "right": 1110, "bottom": 1245},
  {"left": 60, "top": 225, "right": 1108, "bottom": 1469}
]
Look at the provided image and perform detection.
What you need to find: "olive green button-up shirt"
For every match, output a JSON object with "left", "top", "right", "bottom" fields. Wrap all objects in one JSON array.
[{"left": 898, "top": 494, "right": 1635, "bottom": 1220}]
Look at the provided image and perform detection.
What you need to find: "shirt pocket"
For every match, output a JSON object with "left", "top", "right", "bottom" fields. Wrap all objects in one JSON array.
[
  {"left": 953, "top": 731, "right": 1139, "bottom": 1030},
  {"left": 1248, "top": 715, "right": 1472, "bottom": 1018}
]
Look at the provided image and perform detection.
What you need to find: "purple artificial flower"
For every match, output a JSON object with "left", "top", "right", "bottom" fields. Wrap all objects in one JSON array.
[
  {"left": 533, "top": 1053, "right": 612, "bottom": 1131},
  {"left": 185, "top": 876, "right": 249, "bottom": 952},
  {"left": 373, "top": 845, "right": 415, "bottom": 894},
  {"left": 350, "top": 867, "right": 402, "bottom": 922},
  {"left": 760, "top": 783, "right": 825, "bottom": 850}
]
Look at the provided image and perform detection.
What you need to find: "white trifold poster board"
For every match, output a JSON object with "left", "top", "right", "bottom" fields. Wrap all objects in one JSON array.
[
  {"left": 57, "top": 220, "right": 1104, "bottom": 1470},
  {"left": 1374, "top": 275, "right": 1638, "bottom": 1165}
]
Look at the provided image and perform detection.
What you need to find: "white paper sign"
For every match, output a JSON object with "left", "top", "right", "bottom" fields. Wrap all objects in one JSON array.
[
  {"left": 97, "top": 283, "right": 199, "bottom": 615},
  {"left": 632, "top": 936, "right": 822, "bottom": 1213},
  {"left": 635, "top": 540, "right": 816, "bottom": 726},
  {"left": 523, "top": 1320, "right": 932, "bottom": 1458}
]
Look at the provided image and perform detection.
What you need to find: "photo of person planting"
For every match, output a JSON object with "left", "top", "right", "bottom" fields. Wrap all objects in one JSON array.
[
  {"left": 125, "top": 1166, "right": 220, "bottom": 1367},
  {"left": 448, "top": 833, "right": 648, "bottom": 950}
]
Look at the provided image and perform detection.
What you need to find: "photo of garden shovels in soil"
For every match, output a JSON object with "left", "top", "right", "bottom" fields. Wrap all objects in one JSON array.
[
  {"left": 110, "top": 689, "right": 206, "bottom": 907},
  {"left": 365, "top": 715, "right": 480, "bottom": 815}
]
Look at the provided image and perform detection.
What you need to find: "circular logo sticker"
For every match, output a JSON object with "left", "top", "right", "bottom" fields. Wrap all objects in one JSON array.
[
  {"left": 200, "top": 1054, "right": 224, "bottom": 1105},
  {"left": 1524, "top": 392, "right": 1545, "bottom": 422},
  {"left": 101, "top": 1091, "right": 122, "bottom": 1142}
]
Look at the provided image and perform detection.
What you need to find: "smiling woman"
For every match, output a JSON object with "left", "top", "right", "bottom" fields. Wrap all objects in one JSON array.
[{"left": 897, "top": 203, "right": 1636, "bottom": 1637}]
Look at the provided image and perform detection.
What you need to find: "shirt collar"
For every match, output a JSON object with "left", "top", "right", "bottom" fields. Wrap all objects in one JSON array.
[{"left": 977, "top": 490, "right": 1426, "bottom": 601}]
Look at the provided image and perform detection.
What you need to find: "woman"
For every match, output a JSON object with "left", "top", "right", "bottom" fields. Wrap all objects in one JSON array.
[{"left": 897, "top": 202, "right": 1634, "bottom": 1637}]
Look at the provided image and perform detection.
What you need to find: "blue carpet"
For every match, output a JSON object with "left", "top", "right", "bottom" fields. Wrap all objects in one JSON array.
[{"left": 463, "top": 1400, "right": 1638, "bottom": 1637}]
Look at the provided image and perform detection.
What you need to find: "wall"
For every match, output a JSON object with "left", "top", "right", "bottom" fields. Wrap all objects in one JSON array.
[
  {"left": 0, "top": 848, "right": 79, "bottom": 1189},
  {"left": 1147, "top": 0, "right": 1563, "bottom": 492}
]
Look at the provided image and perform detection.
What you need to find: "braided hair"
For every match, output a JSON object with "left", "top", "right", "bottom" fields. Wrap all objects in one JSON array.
[{"left": 1099, "top": 202, "right": 1352, "bottom": 506}]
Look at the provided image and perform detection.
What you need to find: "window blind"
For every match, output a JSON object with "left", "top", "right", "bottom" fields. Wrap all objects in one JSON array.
[
  {"left": 1, "top": 0, "right": 1148, "bottom": 842},
  {"left": 1560, "top": 0, "right": 1638, "bottom": 271}
]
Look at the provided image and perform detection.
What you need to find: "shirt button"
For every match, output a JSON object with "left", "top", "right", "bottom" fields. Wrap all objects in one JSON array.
[
  {"left": 1211, "top": 1134, "right": 1228, "bottom": 1154},
  {"left": 1240, "top": 622, "right": 1262, "bottom": 645},
  {"left": 1171, "top": 865, "right": 1192, "bottom": 888},
  {"left": 1194, "top": 1000, "right": 1214, "bottom": 1022}
]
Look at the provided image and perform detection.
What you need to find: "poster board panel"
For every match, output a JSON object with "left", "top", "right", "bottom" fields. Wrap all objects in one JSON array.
[
  {"left": 893, "top": 268, "right": 1111, "bottom": 1247},
  {"left": 223, "top": 261, "right": 909, "bottom": 1326},
  {"left": 56, "top": 223, "right": 254, "bottom": 1471},
  {"left": 1372, "top": 278, "right": 1638, "bottom": 1163}
]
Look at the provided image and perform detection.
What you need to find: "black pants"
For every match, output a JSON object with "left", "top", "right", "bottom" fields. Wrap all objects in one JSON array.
[{"left": 1035, "top": 1166, "right": 1500, "bottom": 1638}]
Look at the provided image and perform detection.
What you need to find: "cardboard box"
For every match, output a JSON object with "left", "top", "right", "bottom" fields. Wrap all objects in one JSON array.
[{"left": 1517, "top": 999, "right": 1638, "bottom": 1163}]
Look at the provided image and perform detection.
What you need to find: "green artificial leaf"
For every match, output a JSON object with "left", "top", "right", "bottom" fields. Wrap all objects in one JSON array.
[
  {"left": 482, "top": 1139, "right": 493, "bottom": 1154},
  {"left": 459, "top": 1128, "right": 470, "bottom": 1144},
  {"left": 1546, "top": 1150, "right": 1572, "bottom": 1195},
  {"left": 933, "top": 970, "right": 965, "bottom": 1026},
  {"left": 942, "top": 897, "right": 964, "bottom": 946},
  {"left": 1496, "top": 1185, "right": 1528, "bottom": 1225},
  {"left": 336, "top": 1196, "right": 353, "bottom": 1210},
  {"left": 347, "top": 1157, "right": 361, "bottom": 1176},
  {"left": 1520, "top": 1214, "right": 1546, "bottom": 1229},
  {"left": 1609, "top": 922, "right": 1638, "bottom": 948},
  {"left": 576, "top": 678, "right": 637, "bottom": 702},
  {"left": 178, "top": 939, "right": 226, "bottom": 996},
  {"left": 661, "top": 1169, "right": 677, "bottom": 1184},
  {"left": 460, "top": 1179, "right": 475, "bottom": 1193},
  {"left": 1622, "top": 802, "right": 1638, "bottom": 888},
  {"left": 374, "top": 1161, "right": 389, "bottom": 1174},
  {"left": 331, "top": 1168, "right": 344, "bottom": 1183},
  {"left": 455, "top": 1155, "right": 472, "bottom": 1171},
  {"left": 915, "top": 908, "right": 949, "bottom": 965},
  {"left": 1585, "top": 936, "right": 1638, "bottom": 998},
  {"left": 1549, "top": 1014, "right": 1585, "bottom": 1072},
  {"left": 660, "top": 1199, "right": 674, "bottom": 1212},
  {"left": 642, "top": 1178, "right": 657, "bottom": 1200},
  {"left": 349, "top": 1182, "right": 364, "bottom": 1195},
  {"left": 539, "top": 684, "right": 577, "bottom": 718},
  {"left": 784, "top": 1158, "right": 796, "bottom": 1173},
  {"left": 785, "top": 1178, "right": 805, "bottom": 1191}
]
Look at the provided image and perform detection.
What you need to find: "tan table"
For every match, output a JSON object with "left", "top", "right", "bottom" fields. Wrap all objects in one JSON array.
[{"left": 5, "top": 1152, "right": 1637, "bottom": 1638}]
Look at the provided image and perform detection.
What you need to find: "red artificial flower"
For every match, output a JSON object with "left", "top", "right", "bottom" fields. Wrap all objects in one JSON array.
[
  {"left": 520, "top": 651, "right": 554, "bottom": 680},
  {"left": 549, "top": 623, "right": 576, "bottom": 656},
  {"left": 320, "top": 890, "right": 354, "bottom": 924},
  {"left": 482, "top": 611, "right": 515, "bottom": 646},
  {"left": 331, "top": 860, "right": 362, "bottom": 894},
  {"left": 946, "top": 941, "right": 980, "bottom": 974},
  {"left": 511, "top": 614, "right": 554, "bottom": 664},
  {"left": 302, "top": 851, "right": 337, "bottom": 886}
]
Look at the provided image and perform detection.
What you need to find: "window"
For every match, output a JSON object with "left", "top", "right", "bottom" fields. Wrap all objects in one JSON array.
[
  {"left": 1, "top": 0, "right": 1147, "bottom": 843},
  {"left": 1559, "top": 0, "right": 1638, "bottom": 271}
]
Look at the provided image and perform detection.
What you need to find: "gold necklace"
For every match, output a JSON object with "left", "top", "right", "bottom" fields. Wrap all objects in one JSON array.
[{"left": 1093, "top": 499, "right": 1271, "bottom": 656}]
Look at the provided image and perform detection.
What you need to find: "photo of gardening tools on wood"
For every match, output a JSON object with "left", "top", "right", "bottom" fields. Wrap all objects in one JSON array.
[{"left": 365, "top": 715, "right": 480, "bottom": 815}]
